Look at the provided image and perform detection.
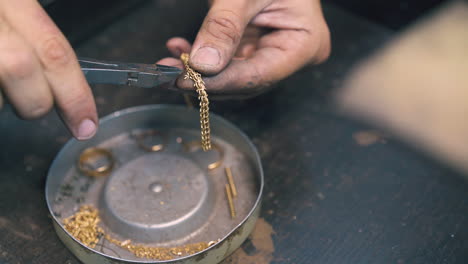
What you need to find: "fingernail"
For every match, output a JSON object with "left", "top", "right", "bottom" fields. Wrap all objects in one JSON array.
[
  {"left": 192, "top": 46, "right": 220, "bottom": 67},
  {"left": 77, "top": 119, "right": 96, "bottom": 140}
]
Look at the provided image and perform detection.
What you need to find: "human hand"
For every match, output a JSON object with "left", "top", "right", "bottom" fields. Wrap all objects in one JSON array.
[
  {"left": 0, "top": 0, "right": 97, "bottom": 139},
  {"left": 157, "top": 0, "right": 331, "bottom": 99}
]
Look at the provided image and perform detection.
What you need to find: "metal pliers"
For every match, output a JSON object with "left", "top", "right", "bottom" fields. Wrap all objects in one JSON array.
[{"left": 78, "top": 57, "right": 182, "bottom": 88}]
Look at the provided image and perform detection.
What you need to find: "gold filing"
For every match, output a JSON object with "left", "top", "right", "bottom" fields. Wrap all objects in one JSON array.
[
  {"left": 63, "top": 205, "right": 103, "bottom": 248},
  {"left": 63, "top": 205, "right": 213, "bottom": 260},
  {"left": 180, "top": 53, "right": 211, "bottom": 151}
]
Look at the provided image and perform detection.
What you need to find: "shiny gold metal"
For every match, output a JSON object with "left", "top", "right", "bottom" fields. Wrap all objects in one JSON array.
[
  {"left": 63, "top": 205, "right": 103, "bottom": 248},
  {"left": 180, "top": 53, "right": 211, "bottom": 151},
  {"left": 120, "top": 240, "right": 131, "bottom": 247},
  {"left": 134, "top": 130, "right": 165, "bottom": 152},
  {"left": 207, "top": 241, "right": 216, "bottom": 247},
  {"left": 106, "top": 235, "right": 209, "bottom": 260},
  {"left": 64, "top": 205, "right": 212, "bottom": 260},
  {"left": 78, "top": 147, "right": 114, "bottom": 177},
  {"left": 225, "top": 167, "right": 238, "bottom": 197},
  {"left": 225, "top": 184, "right": 236, "bottom": 219},
  {"left": 183, "top": 140, "right": 223, "bottom": 170}
]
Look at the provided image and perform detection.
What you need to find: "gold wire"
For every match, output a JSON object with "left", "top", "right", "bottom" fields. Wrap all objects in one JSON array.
[
  {"left": 225, "top": 167, "right": 238, "bottom": 197},
  {"left": 225, "top": 184, "right": 236, "bottom": 219}
]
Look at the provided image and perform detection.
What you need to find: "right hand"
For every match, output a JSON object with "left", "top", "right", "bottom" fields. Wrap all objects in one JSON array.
[
  {"left": 158, "top": 0, "right": 330, "bottom": 99},
  {"left": 0, "top": 0, "right": 97, "bottom": 140}
]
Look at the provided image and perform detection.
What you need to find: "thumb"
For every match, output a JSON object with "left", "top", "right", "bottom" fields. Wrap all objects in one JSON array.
[{"left": 189, "top": 0, "right": 266, "bottom": 75}]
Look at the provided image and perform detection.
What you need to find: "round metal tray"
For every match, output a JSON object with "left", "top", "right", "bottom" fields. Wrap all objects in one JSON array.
[{"left": 45, "top": 105, "right": 263, "bottom": 264}]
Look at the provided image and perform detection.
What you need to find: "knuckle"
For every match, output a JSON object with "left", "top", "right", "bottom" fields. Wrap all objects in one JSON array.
[
  {"left": 306, "top": 25, "right": 331, "bottom": 64},
  {"left": 20, "top": 99, "right": 53, "bottom": 120},
  {"left": 2, "top": 51, "right": 36, "bottom": 80},
  {"left": 58, "top": 88, "right": 89, "bottom": 110},
  {"left": 315, "top": 31, "right": 331, "bottom": 64},
  {"left": 204, "top": 11, "right": 242, "bottom": 45},
  {"left": 38, "top": 36, "right": 73, "bottom": 71}
]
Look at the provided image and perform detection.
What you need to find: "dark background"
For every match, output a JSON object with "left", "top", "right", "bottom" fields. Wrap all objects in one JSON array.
[{"left": 42, "top": 0, "right": 448, "bottom": 45}]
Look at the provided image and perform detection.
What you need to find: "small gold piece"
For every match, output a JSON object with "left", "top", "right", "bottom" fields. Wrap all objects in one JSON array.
[
  {"left": 183, "top": 140, "right": 223, "bottom": 170},
  {"left": 225, "top": 167, "right": 238, "bottom": 197},
  {"left": 63, "top": 205, "right": 103, "bottom": 248},
  {"left": 180, "top": 53, "right": 211, "bottom": 151},
  {"left": 225, "top": 184, "right": 236, "bottom": 219},
  {"left": 134, "top": 130, "right": 165, "bottom": 152},
  {"left": 78, "top": 147, "right": 114, "bottom": 177},
  {"left": 207, "top": 240, "right": 217, "bottom": 247},
  {"left": 120, "top": 240, "right": 131, "bottom": 247}
]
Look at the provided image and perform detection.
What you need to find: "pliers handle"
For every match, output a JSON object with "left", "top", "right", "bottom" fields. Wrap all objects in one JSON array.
[{"left": 78, "top": 57, "right": 182, "bottom": 88}]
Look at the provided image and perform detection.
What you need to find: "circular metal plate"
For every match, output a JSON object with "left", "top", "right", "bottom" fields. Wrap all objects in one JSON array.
[{"left": 46, "top": 105, "right": 263, "bottom": 264}]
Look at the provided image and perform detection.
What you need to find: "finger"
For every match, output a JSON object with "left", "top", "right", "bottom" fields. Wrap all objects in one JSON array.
[
  {"left": 180, "top": 0, "right": 331, "bottom": 98},
  {"left": 176, "top": 58, "right": 264, "bottom": 99},
  {"left": 153, "top": 58, "right": 186, "bottom": 92},
  {"left": 178, "top": 28, "right": 330, "bottom": 99},
  {"left": 155, "top": 58, "right": 184, "bottom": 69},
  {"left": 234, "top": 42, "right": 256, "bottom": 59},
  {"left": 234, "top": 26, "right": 262, "bottom": 59},
  {"left": 250, "top": 0, "right": 331, "bottom": 65},
  {"left": 189, "top": 0, "right": 269, "bottom": 75},
  {"left": 2, "top": 0, "right": 98, "bottom": 140},
  {"left": 166, "top": 37, "right": 192, "bottom": 57},
  {"left": 0, "top": 19, "right": 53, "bottom": 119}
]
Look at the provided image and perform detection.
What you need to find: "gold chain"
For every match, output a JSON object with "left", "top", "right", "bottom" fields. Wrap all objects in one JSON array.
[
  {"left": 180, "top": 53, "right": 212, "bottom": 151},
  {"left": 63, "top": 205, "right": 213, "bottom": 260}
]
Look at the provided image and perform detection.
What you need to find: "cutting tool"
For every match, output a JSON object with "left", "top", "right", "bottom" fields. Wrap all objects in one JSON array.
[{"left": 78, "top": 57, "right": 182, "bottom": 88}]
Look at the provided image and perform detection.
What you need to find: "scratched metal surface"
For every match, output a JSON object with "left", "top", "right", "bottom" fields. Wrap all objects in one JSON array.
[{"left": 0, "top": 1, "right": 467, "bottom": 263}]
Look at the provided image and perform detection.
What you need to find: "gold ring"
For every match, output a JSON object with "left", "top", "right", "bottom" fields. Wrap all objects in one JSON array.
[
  {"left": 78, "top": 147, "right": 114, "bottom": 177},
  {"left": 134, "top": 130, "right": 166, "bottom": 152},
  {"left": 182, "top": 140, "right": 223, "bottom": 170}
]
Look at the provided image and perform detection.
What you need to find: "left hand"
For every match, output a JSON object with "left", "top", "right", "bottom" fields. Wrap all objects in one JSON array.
[{"left": 157, "top": 0, "right": 331, "bottom": 99}]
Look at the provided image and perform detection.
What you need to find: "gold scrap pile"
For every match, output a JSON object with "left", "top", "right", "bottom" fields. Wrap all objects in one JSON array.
[
  {"left": 63, "top": 205, "right": 103, "bottom": 248},
  {"left": 106, "top": 235, "right": 210, "bottom": 260},
  {"left": 63, "top": 205, "right": 212, "bottom": 260}
]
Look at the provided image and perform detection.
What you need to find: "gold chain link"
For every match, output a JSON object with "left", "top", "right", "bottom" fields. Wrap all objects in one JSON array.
[{"left": 180, "top": 53, "right": 212, "bottom": 151}]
